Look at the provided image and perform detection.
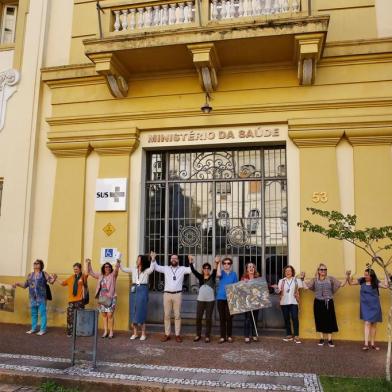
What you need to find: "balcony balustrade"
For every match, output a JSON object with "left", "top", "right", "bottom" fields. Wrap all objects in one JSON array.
[
  {"left": 210, "top": 0, "right": 300, "bottom": 21},
  {"left": 108, "top": 0, "right": 301, "bottom": 34},
  {"left": 112, "top": 2, "right": 196, "bottom": 32}
]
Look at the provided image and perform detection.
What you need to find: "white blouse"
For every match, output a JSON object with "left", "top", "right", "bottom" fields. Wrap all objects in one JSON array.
[
  {"left": 277, "top": 277, "right": 304, "bottom": 305},
  {"left": 120, "top": 263, "right": 155, "bottom": 284}
]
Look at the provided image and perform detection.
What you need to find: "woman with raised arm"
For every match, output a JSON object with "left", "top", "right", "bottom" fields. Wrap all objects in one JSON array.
[
  {"left": 189, "top": 255, "right": 218, "bottom": 343},
  {"left": 347, "top": 268, "right": 388, "bottom": 351},
  {"left": 304, "top": 263, "right": 348, "bottom": 348},
  {"left": 13, "top": 259, "right": 56, "bottom": 336},
  {"left": 216, "top": 256, "right": 238, "bottom": 343},
  {"left": 241, "top": 262, "right": 261, "bottom": 343},
  {"left": 86, "top": 257, "right": 120, "bottom": 339},
  {"left": 55, "top": 262, "right": 89, "bottom": 337},
  {"left": 119, "top": 251, "right": 155, "bottom": 341},
  {"left": 273, "top": 265, "right": 305, "bottom": 344}
]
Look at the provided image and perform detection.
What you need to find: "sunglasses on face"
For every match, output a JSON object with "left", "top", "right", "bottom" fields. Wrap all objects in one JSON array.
[
  {"left": 203, "top": 267, "right": 211, "bottom": 270},
  {"left": 223, "top": 262, "right": 232, "bottom": 265},
  {"left": 319, "top": 268, "right": 327, "bottom": 271},
  {"left": 104, "top": 265, "right": 111, "bottom": 268}
]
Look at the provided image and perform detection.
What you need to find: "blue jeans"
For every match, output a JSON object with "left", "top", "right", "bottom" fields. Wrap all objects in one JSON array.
[
  {"left": 31, "top": 301, "right": 47, "bottom": 332},
  {"left": 281, "top": 304, "right": 299, "bottom": 336}
]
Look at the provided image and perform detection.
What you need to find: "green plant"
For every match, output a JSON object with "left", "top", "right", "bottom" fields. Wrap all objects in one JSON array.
[
  {"left": 40, "top": 380, "right": 79, "bottom": 392},
  {"left": 320, "top": 376, "right": 392, "bottom": 392}
]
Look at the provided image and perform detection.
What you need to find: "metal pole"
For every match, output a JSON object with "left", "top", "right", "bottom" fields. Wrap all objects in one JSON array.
[
  {"left": 71, "top": 309, "right": 77, "bottom": 366},
  {"left": 92, "top": 310, "right": 99, "bottom": 369},
  {"left": 96, "top": 1, "right": 104, "bottom": 39},
  {"left": 251, "top": 310, "right": 259, "bottom": 337}
]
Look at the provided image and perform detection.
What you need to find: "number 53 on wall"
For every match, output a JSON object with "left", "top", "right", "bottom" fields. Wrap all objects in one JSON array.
[{"left": 312, "top": 192, "right": 328, "bottom": 203}]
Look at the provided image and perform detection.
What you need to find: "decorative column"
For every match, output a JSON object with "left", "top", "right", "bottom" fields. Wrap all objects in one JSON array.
[
  {"left": 90, "top": 131, "right": 139, "bottom": 329},
  {"left": 46, "top": 141, "right": 91, "bottom": 272},
  {"left": 289, "top": 124, "right": 345, "bottom": 338},
  {"left": 346, "top": 126, "right": 392, "bottom": 269},
  {"left": 289, "top": 125, "right": 345, "bottom": 274}
]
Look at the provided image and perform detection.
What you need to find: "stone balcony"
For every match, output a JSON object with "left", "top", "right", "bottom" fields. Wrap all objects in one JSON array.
[{"left": 84, "top": 0, "right": 329, "bottom": 97}]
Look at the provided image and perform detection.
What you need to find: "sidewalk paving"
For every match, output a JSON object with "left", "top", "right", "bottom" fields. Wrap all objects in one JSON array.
[
  {"left": 0, "top": 324, "right": 386, "bottom": 391},
  {"left": 0, "top": 386, "right": 38, "bottom": 392}
]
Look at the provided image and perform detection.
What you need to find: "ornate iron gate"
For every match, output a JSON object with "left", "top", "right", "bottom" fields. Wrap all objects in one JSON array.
[{"left": 144, "top": 147, "right": 288, "bottom": 293}]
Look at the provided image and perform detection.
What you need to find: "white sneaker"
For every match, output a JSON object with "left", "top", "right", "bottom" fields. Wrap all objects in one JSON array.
[
  {"left": 130, "top": 334, "right": 139, "bottom": 340},
  {"left": 26, "top": 329, "right": 37, "bottom": 334},
  {"left": 140, "top": 335, "right": 147, "bottom": 341},
  {"left": 36, "top": 330, "right": 47, "bottom": 336}
]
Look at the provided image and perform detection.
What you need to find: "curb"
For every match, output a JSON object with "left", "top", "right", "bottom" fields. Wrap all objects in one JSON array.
[{"left": 0, "top": 369, "right": 232, "bottom": 392}]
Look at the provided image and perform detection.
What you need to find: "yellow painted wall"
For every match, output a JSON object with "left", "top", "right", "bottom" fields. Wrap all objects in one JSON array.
[
  {"left": 352, "top": 145, "right": 392, "bottom": 271},
  {"left": 298, "top": 146, "right": 344, "bottom": 277},
  {"left": 315, "top": 0, "right": 377, "bottom": 42}
]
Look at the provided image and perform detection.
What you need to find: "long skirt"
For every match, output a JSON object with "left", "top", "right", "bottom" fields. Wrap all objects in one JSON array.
[
  {"left": 130, "top": 284, "right": 149, "bottom": 324},
  {"left": 313, "top": 298, "right": 338, "bottom": 333}
]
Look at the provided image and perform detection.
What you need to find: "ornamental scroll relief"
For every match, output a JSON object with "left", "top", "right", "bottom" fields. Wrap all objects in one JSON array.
[{"left": 0, "top": 69, "right": 20, "bottom": 131}]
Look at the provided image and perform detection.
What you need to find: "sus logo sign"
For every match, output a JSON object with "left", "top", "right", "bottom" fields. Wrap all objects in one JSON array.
[
  {"left": 95, "top": 178, "right": 127, "bottom": 211},
  {"left": 96, "top": 192, "right": 109, "bottom": 198}
]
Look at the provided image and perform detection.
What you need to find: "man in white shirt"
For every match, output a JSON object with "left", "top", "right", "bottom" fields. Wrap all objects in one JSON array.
[{"left": 151, "top": 253, "right": 191, "bottom": 342}]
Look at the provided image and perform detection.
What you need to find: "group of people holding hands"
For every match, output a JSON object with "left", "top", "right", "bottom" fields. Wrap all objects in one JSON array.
[{"left": 13, "top": 254, "right": 389, "bottom": 351}]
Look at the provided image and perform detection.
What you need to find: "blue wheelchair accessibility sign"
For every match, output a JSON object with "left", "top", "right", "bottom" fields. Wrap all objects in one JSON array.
[{"left": 100, "top": 247, "right": 118, "bottom": 263}]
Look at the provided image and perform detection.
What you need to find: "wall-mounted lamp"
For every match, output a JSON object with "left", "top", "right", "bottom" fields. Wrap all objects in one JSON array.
[{"left": 201, "top": 93, "right": 212, "bottom": 114}]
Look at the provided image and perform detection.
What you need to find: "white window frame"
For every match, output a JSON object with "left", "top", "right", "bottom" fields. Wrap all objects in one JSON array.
[{"left": 0, "top": 3, "right": 18, "bottom": 44}]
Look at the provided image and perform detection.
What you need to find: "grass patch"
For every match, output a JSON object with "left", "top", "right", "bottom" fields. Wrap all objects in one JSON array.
[
  {"left": 320, "top": 376, "right": 392, "bottom": 392},
  {"left": 40, "top": 380, "right": 80, "bottom": 392}
]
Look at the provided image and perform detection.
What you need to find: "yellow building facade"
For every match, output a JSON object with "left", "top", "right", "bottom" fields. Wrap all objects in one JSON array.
[{"left": 1, "top": 0, "right": 392, "bottom": 341}]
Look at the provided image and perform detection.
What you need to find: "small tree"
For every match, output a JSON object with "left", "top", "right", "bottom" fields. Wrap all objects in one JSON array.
[{"left": 298, "top": 208, "right": 392, "bottom": 381}]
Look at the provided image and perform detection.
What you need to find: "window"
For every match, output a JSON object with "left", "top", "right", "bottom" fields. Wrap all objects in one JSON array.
[
  {"left": 0, "top": 2, "right": 18, "bottom": 44},
  {"left": 0, "top": 178, "right": 3, "bottom": 215}
]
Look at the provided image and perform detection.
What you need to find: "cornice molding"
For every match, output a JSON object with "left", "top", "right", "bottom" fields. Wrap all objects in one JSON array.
[
  {"left": 45, "top": 97, "right": 392, "bottom": 128},
  {"left": 47, "top": 141, "right": 91, "bottom": 157},
  {"left": 83, "top": 16, "right": 330, "bottom": 53},
  {"left": 323, "top": 37, "right": 392, "bottom": 58},
  {"left": 47, "top": 129, "right": 140, "bottom": 156},
  {"left": 91, "top": 137, "right": 140, "bottom": 155},
  {"left": 289, "top": 115, "right": 392, "bottom": 147},
  {"left": 345, "top": 128, "right": 392, "bottom": 146},
  {"left": 288, "top": 130, "right": 344, "bottom": 147}
]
